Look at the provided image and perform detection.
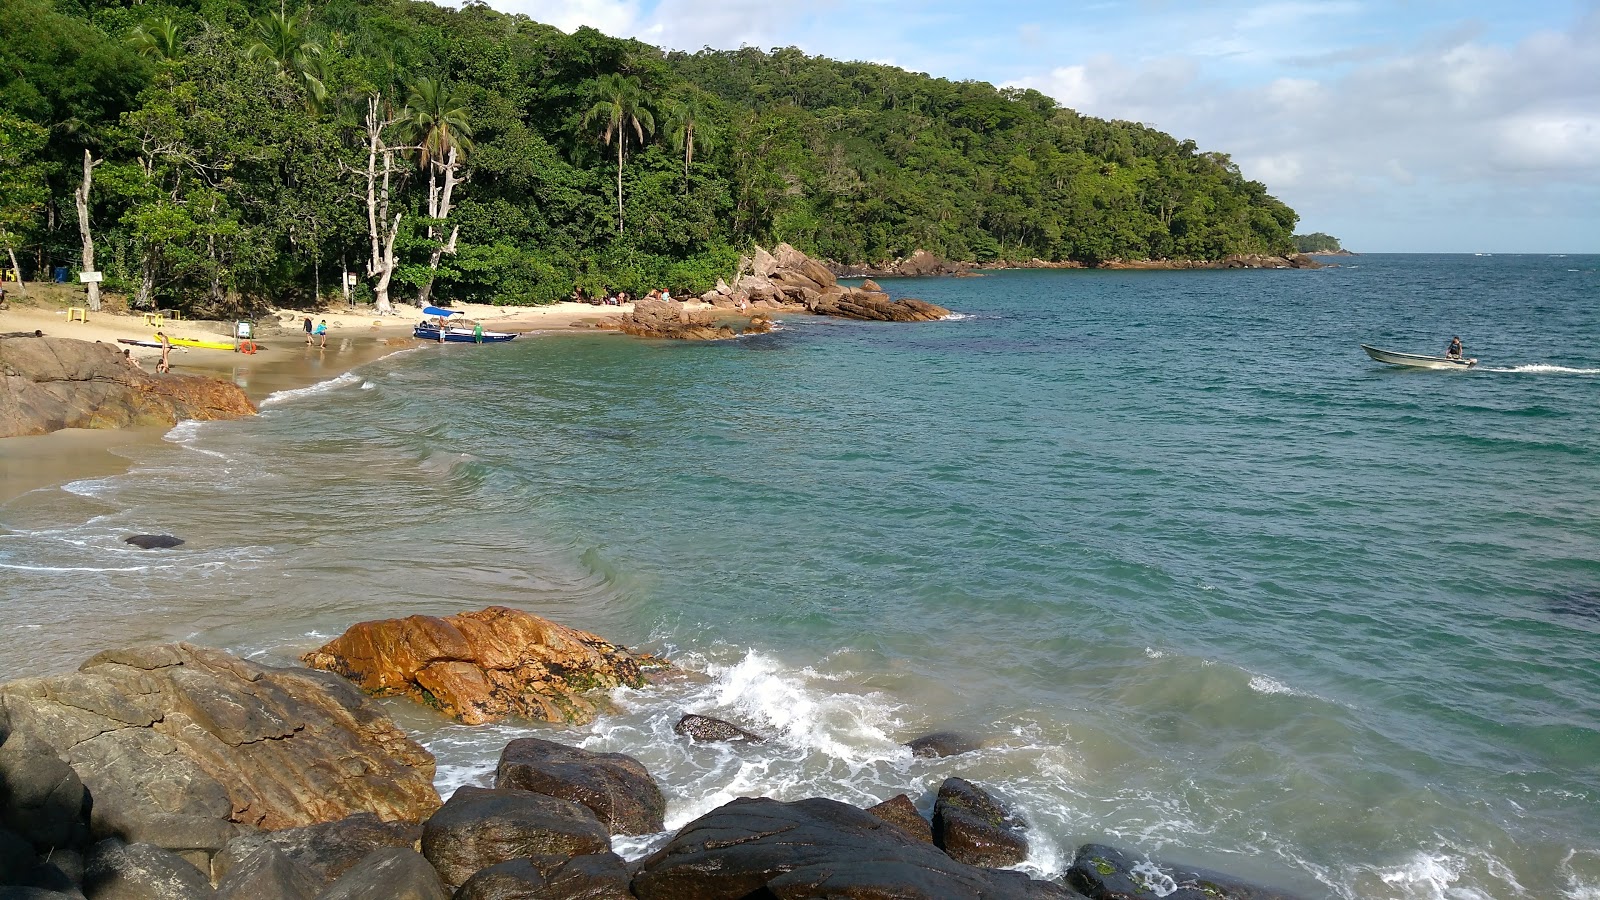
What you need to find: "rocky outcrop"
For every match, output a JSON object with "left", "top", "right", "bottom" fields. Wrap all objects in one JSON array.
[
  {"left": 672, "top": 713, "right": 764, "bottom": 744},
  {"left": 616, "top": 299, "right": 736, "bottom": 340},
  {"left": 317, "top": 847, "right": 449, "bottom": 900},
  {"left": 494, "top": 738, "right": 665, "bottom": 836},
  {"left": 931, "top": 777, "right": 1029, "bottom": 868},
  {"left": 1095, "top": 253, "right": 1321, "bottom": 270},
  {"left": 630, "top": 796, "right": 1079, "bottom": 899},
  {"left": 0, "top": 336, "right": 256, "bottom": 438},
  {"left": 419, "top": 787, "right": 611, "bottom": 891},
  {"left": 212, "top": 813, "right": 424, "bottom": 887},
  {"left": 0, "top": 643, "right": 440, "bottom": 873},
  {"left": 1066, "top": 843, "right": 1306, "bottom": 900},
  {"left": 706, "top": 244, "right": 950, "bottom": 322},
  {"left": 301, "top": 606, "right": 665, "bottom": 726},
  {"left": 826, "top": 250, "right": 972, "bottom": 279}
]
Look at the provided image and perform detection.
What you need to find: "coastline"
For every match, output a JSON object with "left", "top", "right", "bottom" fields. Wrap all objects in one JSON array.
[{"left": 0, "top": 299, "right": 631, "bottom": 505}]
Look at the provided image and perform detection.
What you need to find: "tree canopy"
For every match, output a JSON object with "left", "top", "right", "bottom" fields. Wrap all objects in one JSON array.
[{"left": 0, "top": 0, "right": 1301, "bottom": 312}]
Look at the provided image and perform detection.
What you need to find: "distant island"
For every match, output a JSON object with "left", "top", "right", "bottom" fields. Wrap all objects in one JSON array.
[
  {"left": 1293, "top": 233, "right": 1352, "bottom": 254},
  {"left": 3, "top": 0, "right": 1304, "bottom": 317}
]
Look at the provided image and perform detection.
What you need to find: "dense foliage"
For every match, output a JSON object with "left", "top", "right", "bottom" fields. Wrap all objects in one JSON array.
[
  {"left": 1293, "top": 232, "right": 1343, "bottom": 253},
  {"left": 0, "top": 0, "right": 1300, "bottom": 312}
]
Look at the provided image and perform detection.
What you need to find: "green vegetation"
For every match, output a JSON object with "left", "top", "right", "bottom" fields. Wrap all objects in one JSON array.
[
  {"left": 1293, "top": 232, "right": 1344, "bottom": 253},
  {"left": 0, "top": 0, "right": 1299, "bottom": 314}
]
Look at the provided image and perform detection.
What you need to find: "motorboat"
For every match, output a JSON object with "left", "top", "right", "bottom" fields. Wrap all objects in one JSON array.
[
  {"left": 1361, "top": 344, "right": 1476, "bottom": 369},
  {"left": 413, "top": 322, "right": 517, "bottom": 343}
]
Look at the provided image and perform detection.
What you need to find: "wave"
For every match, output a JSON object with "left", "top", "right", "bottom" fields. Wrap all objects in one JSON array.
[
  {"left": 1484, "top": 365, "right": 1600, "bottom": 375},
  {"left": 258, "top": 371, "right": 365, "bottom": 407}
]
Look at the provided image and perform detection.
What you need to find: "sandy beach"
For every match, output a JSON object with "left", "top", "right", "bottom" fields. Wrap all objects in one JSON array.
[{"left": 0, "top": 295, "right": 637, "bottom": 502}]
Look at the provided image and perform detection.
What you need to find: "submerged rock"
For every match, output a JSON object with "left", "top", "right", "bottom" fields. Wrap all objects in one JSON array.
[
  {"left": 494, "top": 737, "right": 665, "bottom": 835},
  {"left": 1066, "top": 843, "right": 1307, "bottom": 900},
  {"left": 0, "top": 336, "right": 256, "bottom": 438},
  {"left": 0, "top": 643, "right": 440, "bottom": 868},
  {"left": 906, "top": 731, "right": 983, "bottom": 757},
  {"left": 672, "top": 713, "right": 764, "bottom": 744},
  {"left": 932, "top": 777, "right": 1029, "bottom": 867},
  {"left": 124, "top": 534, "right": 184, "bottom": 550},
  {"left": 301, "top": 606, "right": 665, "bottom": 725},
  {"left": 631, "top": 796, "right": 1070, "bottom": 899}
]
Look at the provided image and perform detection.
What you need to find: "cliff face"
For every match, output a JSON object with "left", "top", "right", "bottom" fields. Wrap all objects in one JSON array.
[{"left": 0, "top": 335, "right": 256, "bottom": 438}]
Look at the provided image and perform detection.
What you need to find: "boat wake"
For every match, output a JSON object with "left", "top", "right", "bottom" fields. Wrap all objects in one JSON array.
[{"left": 1484, "top": 364, "right": 1600, "bottom": 375}]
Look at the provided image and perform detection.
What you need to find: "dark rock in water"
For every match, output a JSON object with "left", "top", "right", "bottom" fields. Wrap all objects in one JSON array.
[
  {"left": 317, "top": 847, "right": 448, "bottom": 900},
  {"left": 630, "top": 795, "right": 1066, "bottom": 900},
  {"left": 494, "top": 737, "right": 665, "bottom": 836},
  {"left": 541, "top": 852, "right": 633, "bottom": 899},
  {"left": 932, "top": 777, "right": 1029, "bottom": 867},
  {"left": 213, "top": 813, "right": 421, "bottom": 887},
  {"left": 420, "top": 786, "right": 610, "bottom": 890},
  {"left": 1066, "top": 843, "right": 1307, "bottom": 900},
  {"left": 123, "top": 534, "right": 184, "bottom": 550},
  {"left": 864, "top": 793, "right": 932, "bottom": 842},
  {"left": 985, "top": 868, "right": 1090, "bottom": 898},
  {"left": 0, "top": 644, "right": 439, "bottom": 867},
  {"left": 672, "top": 713, "right": 764, "bottom": 744},
  {"left": 83, "top": 838, "right": 214, "bottom": 899},
  {"left": 906, "top": 731, "right": 983, "bottom": 757},
  {"left": 214, "top": 844, "right": 320, "bottom": 900}
]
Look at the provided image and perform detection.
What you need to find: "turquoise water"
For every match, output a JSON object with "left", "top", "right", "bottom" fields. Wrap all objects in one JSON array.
[{"left": 3, "top": 254, "right": 1598, "bottom": 897}]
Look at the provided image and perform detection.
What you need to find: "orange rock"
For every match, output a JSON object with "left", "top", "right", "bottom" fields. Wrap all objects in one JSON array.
[{"left": 303, "top": 607, "right": 666, "bottom": 725}]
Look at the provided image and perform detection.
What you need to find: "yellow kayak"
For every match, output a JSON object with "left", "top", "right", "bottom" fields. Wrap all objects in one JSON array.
[{"left": 165, "top": 337, "right": 237, "bottom": 351}]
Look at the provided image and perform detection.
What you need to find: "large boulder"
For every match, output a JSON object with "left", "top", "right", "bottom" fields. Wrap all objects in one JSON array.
[
  {"left": 0, "top": 644, "right": 440, "bottom": 867},
  {"left": 212, "top": 844, "right": 320, "bottom": 900},
  {"left": 1065, "top": 843, "right": 1306, "bottom": 900},
  {"left": 82, "top": 838, "right": 214, "bottom": 900},
  {"left": 301, "top": 606, "right": 665, "bottom": 726},
  {"left": 316, "top": 847, "right": 448, "bottom": 900},
  {"left": 0, "top": 726, "right": 92, "bottom": 854},
  {"left": 931, "top": 777, "right": 1028, "bottom": 867},
  {"left": 617, "top": 298, "right": 735, "bottom": 341},
  {"left": 631, "top": 796, "right": 1072, "bottom": 900},
  {"left": 456, "top": 853, "right": 633, "bottom": 900},
  {"left": 0, "top": 336, "right": 255, "bottom": 438},
  {"left": 494, "top": 737, "right": 665, "bottom": 836},
  {"left": 212, "top": 813, "right": 423, "bottom": 887},
  {"left": 419, "top": 786, "right": 610, "bottom": 890}
]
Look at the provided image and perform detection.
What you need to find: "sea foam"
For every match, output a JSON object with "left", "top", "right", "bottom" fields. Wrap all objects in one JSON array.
[{"left": 258, "top": 371, "right": 365, "bottom": 407}]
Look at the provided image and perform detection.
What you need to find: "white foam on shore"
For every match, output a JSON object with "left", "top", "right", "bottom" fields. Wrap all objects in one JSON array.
[
  {"left": 0, "top": 563, "right": 163, "bottom": 573},
  {"left": 259, "top": 370, "right": 365, "bottom": 407}
]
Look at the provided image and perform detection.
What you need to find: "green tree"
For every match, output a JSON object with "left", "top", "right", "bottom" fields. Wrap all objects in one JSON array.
[
  {"left": 664, "top": 93, "right": 714, "bottom": 190},
  {"left": 0, "top": 113, "right": 48, "bottom": 292},
  {"left": 246, "top": 11, "right": 326, "bottom": 107},
  {"left": 127, "top": 17, "right": 181, "bottom": 62},
  {"left": 401, "top": 78, "right": 474, "bottom": 307},
  {"left": 584, "top": 73, "right": 655, "bottom": 235}
]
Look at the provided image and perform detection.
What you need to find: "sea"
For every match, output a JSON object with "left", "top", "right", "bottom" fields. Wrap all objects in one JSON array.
[{"left": 2, "top": 253, "right": 1597, "bottom": 899}]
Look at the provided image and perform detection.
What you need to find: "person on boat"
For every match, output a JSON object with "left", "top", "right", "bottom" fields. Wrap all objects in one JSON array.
[{"left": 1446, "top": 336, "right": 1464, "bottom": 359}]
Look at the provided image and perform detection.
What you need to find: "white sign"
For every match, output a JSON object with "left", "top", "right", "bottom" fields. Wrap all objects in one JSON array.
[
  {"left": 78, "top": 271, "right": 103, "bottom": 283},
  {"left": 346, "top": 273, "right": 359, "bottom": 287}
]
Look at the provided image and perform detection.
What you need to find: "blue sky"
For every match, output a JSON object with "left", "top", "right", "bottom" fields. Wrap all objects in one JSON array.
[{"left": 470, "top": 0, "right": 1600, "bottom": 252}]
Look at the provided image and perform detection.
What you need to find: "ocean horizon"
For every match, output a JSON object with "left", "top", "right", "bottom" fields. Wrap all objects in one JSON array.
[{"left": 3, "top": 253, "right": 1598, "bottom": 899}]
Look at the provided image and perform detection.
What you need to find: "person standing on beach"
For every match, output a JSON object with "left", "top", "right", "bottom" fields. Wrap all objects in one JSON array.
[
  {"left": 304, "top": 316, "right": 313, "bottom": 345},
  {"left": 315, "top": 319, "right": 328, "bottom": 348},
  {"left": 155, "top": 331, "right": 171, "bottom": 373},
  {"left": 473, "top": 322, "right": 483, "bottom": 344}
]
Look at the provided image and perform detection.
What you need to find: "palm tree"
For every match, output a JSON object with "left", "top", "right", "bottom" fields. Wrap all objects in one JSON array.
[
  {"left": 128, "top": 17, "right": 181, "bottom": 61},
  {"left": 583, "top": 73, "right": 655, "bottom": 235},
  {"left": 246, "top": 11, "right": 326, "bottom": 107},
  {"left": 664, "top": 94, "right": 715, "bottom": 192},
  {"left": 399, "top": 77, "right": 474, "bottom": 170}
]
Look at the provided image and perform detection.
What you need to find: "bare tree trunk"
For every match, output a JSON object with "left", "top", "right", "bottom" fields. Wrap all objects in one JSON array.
[
  {"left": 617, "top": 139, "right": 624, "bottom": 235},
  {"left": 4, "top": 242, "right": 26, "bottom": 296},
  {"left": 373, "top": 212, "right": 400, "bottom": 311},
  {"left": 136, "top": 251, "right": 154, "bottom": 308},
  {"left": 417, "top": 145, "right": 463, "bottom": 309},
  {"left": 75, "top": 150, "right": 103, "bottom": 311},
  {"left": 361, "top": 95, "right": 400, "bottom": 315}
]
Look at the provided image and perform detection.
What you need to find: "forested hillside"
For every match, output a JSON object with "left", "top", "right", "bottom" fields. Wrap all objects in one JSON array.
[{"left": 0, "top": 0, "right": 1299, "bottom": 313}]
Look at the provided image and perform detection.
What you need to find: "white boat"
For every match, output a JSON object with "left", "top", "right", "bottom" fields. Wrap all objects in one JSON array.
[{"left": 1361, "top": 344, "right": 1477, "bottom": 369}]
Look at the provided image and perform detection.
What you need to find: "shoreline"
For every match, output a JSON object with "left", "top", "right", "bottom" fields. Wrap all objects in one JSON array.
[{"left": 0, "top": 299, "right": 633, "bottom": 505}]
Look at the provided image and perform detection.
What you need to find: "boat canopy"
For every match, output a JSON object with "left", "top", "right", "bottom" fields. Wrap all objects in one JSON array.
[{"left": 422, "top": 306, "right": 464, "bottom": 317}]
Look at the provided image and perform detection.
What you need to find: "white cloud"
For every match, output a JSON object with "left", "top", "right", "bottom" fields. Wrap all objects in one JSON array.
[{"left": 487, "top": 0, "right": 641, "bottom": 35}]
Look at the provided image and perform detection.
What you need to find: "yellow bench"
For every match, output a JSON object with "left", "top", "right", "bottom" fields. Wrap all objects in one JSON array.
[
  {"left": 67, "top": 307, "right": 88, "bottom": 323},
  {"left": 142, "top": 313, "right": 164, "bottom": 327}
]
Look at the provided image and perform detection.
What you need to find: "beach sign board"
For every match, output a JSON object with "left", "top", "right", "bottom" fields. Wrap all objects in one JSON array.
[{"left": 78, "top": 271, "right": 103, "bottom": 283}]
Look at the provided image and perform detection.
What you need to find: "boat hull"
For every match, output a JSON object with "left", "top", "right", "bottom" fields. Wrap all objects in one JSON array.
[
  {"left": 413, "top": 325, "right": 517, "bottom": 343},
  {"left": 166, "top": 337, "right": 237, "bottom": 351},
  {"left": 1361, "top": 344, "right": 1476, "bottom": 369}
]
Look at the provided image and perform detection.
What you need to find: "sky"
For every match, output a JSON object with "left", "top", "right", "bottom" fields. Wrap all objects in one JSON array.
[{"left": 461, "top": 0, "right": 1600, "bottom": 253}]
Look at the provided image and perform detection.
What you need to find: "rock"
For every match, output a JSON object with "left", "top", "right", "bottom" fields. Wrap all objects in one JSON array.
[
  {"left": 906, "top": 731, "right": 982, "bottom": 758},
  {"left": 452, "top": 858, "right": 547, "bottom": 900},
  {"left": 123, "top": 535, "right": 184, "bottom": 550},
  {"left": 1065, "top": 843, "right": 1306, "bottom": 900},
  {"left": 212, "top": 813, "right": 422, "bottom": 887},
  {"left": 301, "top": 606, "right": 664, "bottom": 726},
  {"left": 631, "top": 796, "right": 1068, "bottom": 900},
  {"left": 744, "top": 314, "right": 774, "bottom": 334},
  {"left": 811, "top": 289, "right": 950, "bottom": 322},
  {"left": 672, "top": 714, "right": 763, "bottom": 744},
  {"left": 419, "top": 786, "right": 610, "bottom": 890},
  {"left": 0, "top": 336, "right": 256, "bottom": 438},
  {"left": 931, "top": 777, "right": 1028, "bottom": 868},
  {"left": 0, "top": 827, "right": 34, "bottom": 882},
  {"left": 860, "top": 279, "right": 883, "bottom": 292},
  {"left": 540, "top": 852, "right": 633, "bottom": 899},
  {"left": 616, "top": 299, "right": 735, "bottom": 341},
  {"left": 82, "top": 838, "right": 214, "bottom": 900},
  {"left": 316, "top": 848, "right": 448, "bottom": 900},
  {"left": 0, "top": 727, "right": 91, "bottom": 853},
  {"left": 212, "top": 844, "right": 319, "bottom": 900},
  {"left": 864, "top": 794, "right": 931, "bottom": 842},
  {"left": 0, "top": 644, "right": 439, "bottom": 864},
  {"left": 494, "top": 737, "right": 665, "bottom": 836},
  {"left": 896, "top": 249, "right": 959, "bottom": 277}
]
